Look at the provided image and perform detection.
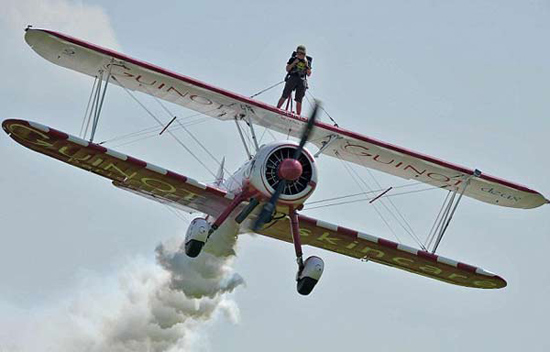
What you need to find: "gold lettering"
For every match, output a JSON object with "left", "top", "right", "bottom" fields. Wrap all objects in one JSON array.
[
  {"left": 58, "top": 145, "right": 92, "bottom": 161},
  {"left": 179, "top": 189, "right": 202, "bottom": 201},
  {"left": 141, "top": 177, "right": 176, "bottom": 193},
  {"left": 448, "top": 273, "right": 468, "bottom": 281},
  {"left": 393, "top": 257, "right": 414, "bottom": 266},
  {"left": 317, "top": 232, "right": 339, "bottom": 245},
  {"left": 104, "top": 163, "right": 137, "bottom": 181},
  {"left": 419, "top": 265, "right": 442, "bottom": 275},
  {"left": 474, "top": 280, "right": 497, "bottom": 288},
  {"left": 91, "top": 157, "right": 105, "bottom": 167},
  {"left": 8, "top": 124, "right": 54, "bottom": 148},
  {"left": 360, "top": 246, "right": 384, "bottom": 258}
]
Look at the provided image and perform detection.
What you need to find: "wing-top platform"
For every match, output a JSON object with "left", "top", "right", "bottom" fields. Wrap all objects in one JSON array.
[
  {"left": 23, "top": 28, "right": 548, "bottom": 209},
  {"left": 3, "top": 118, "right": 506, "bottom": 289}
]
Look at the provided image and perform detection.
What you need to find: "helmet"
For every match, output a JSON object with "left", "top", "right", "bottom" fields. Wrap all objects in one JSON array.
[{"left": 296, "top": 45, "right": 306, "bottom": 54}]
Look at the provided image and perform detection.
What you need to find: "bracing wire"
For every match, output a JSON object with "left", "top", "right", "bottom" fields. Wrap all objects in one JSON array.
[
  {"left": 363, "top": 168, "right": 426, "bottom": 250},
  {"left": 334, "top": 151, "right": 403, "bottom": 244},
  {"left": 425, "top": 190, "right": 452, "bottom": 249},
  {"left": 249, "top": 80, "right": 284, "bottom": 98},
  {"left": 306, "top": 181, "right": 430, "bottom": 206},
  {"left": 113, "top": 76, "right": 217, "bottom": 177},
  {"left": 306, "top": 91, "right": 339, "bottom": 126},
  {"left": 140, "top": 83, "right": 239, "bottom": 185},
  {"left": 163, "top": 204, "right": 190, "bottom": 224},
  {"left": 107, "top": 118, "right": 209, "bottom": 149},
  {"left": 80, "top": 75, "right": 98, "bottom": 138},
  {"left": 303, "top": 185, "right": 443, "bottom": 211},
  {"left": 345, "top": 160, "right": 425, "bottom": 249},
  {"left": 99, "top": 116, "right": 209, "bottom": 146}
]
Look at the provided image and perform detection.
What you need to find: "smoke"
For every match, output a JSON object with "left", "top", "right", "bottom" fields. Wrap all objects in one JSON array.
[
  {"left": 1, "top": 2, "right": 245, "bottom": 350},
  {"left": 2, "top": 0, "right": 120, "bottom": 50},
  {"left": 0, "top": 236, "right": 244, "bottom": 352}
]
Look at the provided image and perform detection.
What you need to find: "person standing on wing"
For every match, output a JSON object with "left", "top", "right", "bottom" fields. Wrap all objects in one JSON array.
[{"left": 277, "top": 45, "right": 312, "bottom": 116}]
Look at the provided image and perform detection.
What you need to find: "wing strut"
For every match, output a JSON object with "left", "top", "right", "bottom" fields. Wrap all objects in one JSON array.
[
  {"left": 430, "top": 169, "right": 482, "bottom": 253},
  {"left": 234, "top": 117, "right": 253, "bottom": 159},
  {"left": 245, "top": 115, "right": 260, "bottom": 151},
  {"left": 89, "top": 58, "right": 114, "bottom": 142}
]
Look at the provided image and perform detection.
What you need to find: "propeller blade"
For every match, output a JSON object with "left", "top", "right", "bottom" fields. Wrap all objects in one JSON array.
[
  {"left": 252, "top": 101, "right": 320, "bottom": 231},
  {"left": 293, "top": 101, "right": 320, "bottom": 160},
  {"left": 253, "top": 179, "right": 286, "bottom": 231}
]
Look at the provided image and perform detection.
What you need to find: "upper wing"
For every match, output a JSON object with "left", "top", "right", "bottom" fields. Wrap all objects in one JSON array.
[
  {"left": 2, "top": 119, "right": 233, "bottom": 217},
  {"left": 256, "top": 214, "right": 506, "bottom": 289},
  {"left": 24, "top": 28, "right": 548, "bottom": 209}
]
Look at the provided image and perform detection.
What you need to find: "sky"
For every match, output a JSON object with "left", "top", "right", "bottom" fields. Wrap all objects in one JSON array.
[{"left": 1, "top": 0, "right": 549, "bottom": 351}]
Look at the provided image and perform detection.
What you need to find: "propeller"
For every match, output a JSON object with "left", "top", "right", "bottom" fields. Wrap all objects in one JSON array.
[{"left": 253, "top": 101, "right": 320, "bottom": 231}]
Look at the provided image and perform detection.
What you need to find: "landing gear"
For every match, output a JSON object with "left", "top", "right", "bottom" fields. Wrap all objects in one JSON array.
[
  {"left": 183, "top": 218, "right": 210, "bottom": 257},
  {"left": 184, "top": 191, "right": 257, "bottom": 258},
  {"left": 296, "top": 256, "right": 324, "bottom": 295},
  {"left": 184, "top": 239, "right": 205, "bottom": 258},
  {"left": 289, "top": 207, "right": 324, "bottom": 296}
]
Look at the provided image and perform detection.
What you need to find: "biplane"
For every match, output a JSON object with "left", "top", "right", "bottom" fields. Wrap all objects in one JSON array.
[{"left": 3, "top": 27, "right": 548, "bottom": 295}]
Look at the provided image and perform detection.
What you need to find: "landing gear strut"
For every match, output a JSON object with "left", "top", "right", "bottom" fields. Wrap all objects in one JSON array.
[
  {"left": 289, "top": 207, "right": 324, "bottom": 295},
  {"left": 184, "top": 191, "right": 257, "bottom": 258}
]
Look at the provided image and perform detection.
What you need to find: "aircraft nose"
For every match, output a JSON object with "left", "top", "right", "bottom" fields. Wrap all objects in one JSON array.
[{"left": 278, "top": 158, "right": 303, "bottom": 181}]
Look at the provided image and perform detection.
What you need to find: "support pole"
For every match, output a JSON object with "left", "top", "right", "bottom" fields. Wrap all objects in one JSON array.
[
  {"left": 289, "top": 207, "right": 304, "bottom": 269},
  {"left": 431, "top": 170, "right": 480, "bottom": 253},
  {"left": 90, "top": 59, "right": 114, "bottom": 142},
  {"left": 246, "top": 115, "right": 260, "bottom": 152},
  {"left": 207, "top": 190, "right": 256, "bottom": 240},
  {"left": 234, "top": 117, "right": 252, "bottom": 159},
  {"left": 84, "top": 70, "right": 103, "bottom": 139}
]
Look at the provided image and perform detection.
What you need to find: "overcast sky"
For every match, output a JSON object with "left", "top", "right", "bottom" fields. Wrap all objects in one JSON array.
[{"left": 1, "top": 1, "right": 549, "bottom": 351}]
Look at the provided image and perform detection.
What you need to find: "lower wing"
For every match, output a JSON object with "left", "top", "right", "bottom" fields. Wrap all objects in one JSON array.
[
  {"left": 2, "top": 119, "right": 233, "bottom": 217},
  {"left": 3, "top": 118, "right": 506, "bottom": 289},
  {"left": 256, "top": 214, "right": 506, "bottom": 289}
]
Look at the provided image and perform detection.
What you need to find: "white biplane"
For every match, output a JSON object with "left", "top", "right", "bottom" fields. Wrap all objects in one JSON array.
[{"left": 3, "top": 28, "right": 548, "bottom": 295}]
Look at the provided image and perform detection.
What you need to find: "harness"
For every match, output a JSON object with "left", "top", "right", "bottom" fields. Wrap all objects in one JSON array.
[{"left": 285, "top": 51, "right": 313, "bottom": 83}]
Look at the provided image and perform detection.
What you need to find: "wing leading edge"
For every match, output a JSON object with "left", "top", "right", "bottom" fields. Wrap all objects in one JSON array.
[{"left": 23, "top": 28, "right": 547, "bottom": 209}]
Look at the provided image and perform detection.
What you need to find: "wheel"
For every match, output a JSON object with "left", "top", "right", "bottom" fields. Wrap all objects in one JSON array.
[
  {"left": 297, "top": 276, "right": 318, "bottom": 295},
  {"left": 185, "top": 239, "right": 205, "bottom": 258},
  {"left": 296, "top": 256, "right": 324, "bottom": 296}
]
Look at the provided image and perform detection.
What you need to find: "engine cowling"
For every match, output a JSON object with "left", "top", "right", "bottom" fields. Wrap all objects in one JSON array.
[{"left": 247, "top": 142, "right": 318, "bottom": 205}]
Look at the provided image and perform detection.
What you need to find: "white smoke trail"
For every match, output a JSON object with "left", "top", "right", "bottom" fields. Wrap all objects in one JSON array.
[{"left": 1, "top": 236, "right": 244, "bottom": 352}]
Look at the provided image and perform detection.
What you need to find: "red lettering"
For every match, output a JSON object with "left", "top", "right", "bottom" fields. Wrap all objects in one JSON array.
[
  {"left": 343, "top": 144, "right": 372, "bottom": 157},
  {"left": 373, "top": 154, "right": 394, "bottom": 165},
  {"left": 135, "top": 75, "right": 156, "bottom": 86},
  {"left": 189, "top": 94, "right": 213, "bottom": 105},
  {"left": 167, "top": 86, "right": 189, "bottom": 98},
  {"left": 427, "top": 172, "right": 451, "bottom": 183},
  {"left": 404, "top": 165, "right": 426, "bottom": 177}
]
